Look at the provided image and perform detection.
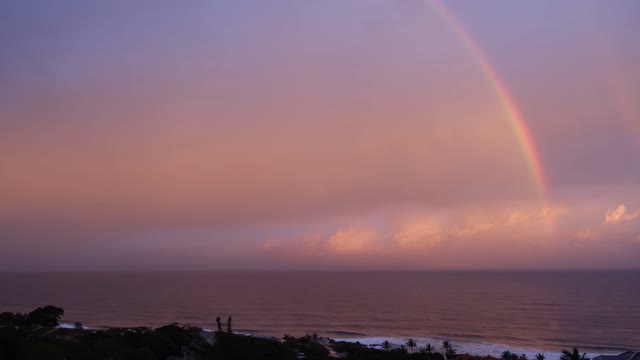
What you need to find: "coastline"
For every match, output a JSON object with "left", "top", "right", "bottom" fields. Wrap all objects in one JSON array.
[
  {"left": 56, "top": 321, "right": 624, "bottom": 360},
  {"left": 331, "top": 337, "right": 580, "bottom": 360},
  {"left": 4, "top": 270, "right": 637, "bottom": 355}
]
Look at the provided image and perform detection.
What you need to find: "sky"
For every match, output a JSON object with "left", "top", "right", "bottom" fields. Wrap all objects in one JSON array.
[{"left": 1, "top": 0, "right": 640, "bottom": 270}]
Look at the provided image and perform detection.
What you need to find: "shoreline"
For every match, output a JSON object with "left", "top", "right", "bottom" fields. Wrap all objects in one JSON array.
[
  {"left": 56, "top": 322, "right": 626, "bottom": 360},
  {"left": 331, "top": 336, "right": 590, "bottom": 360}
]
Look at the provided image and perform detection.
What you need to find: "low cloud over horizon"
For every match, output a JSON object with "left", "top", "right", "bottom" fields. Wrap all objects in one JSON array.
[{"left": 1, "top": 1, "right": 640, "bottom": 270}]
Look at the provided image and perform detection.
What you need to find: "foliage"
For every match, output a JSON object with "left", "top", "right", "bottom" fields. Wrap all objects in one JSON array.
[
  {"left": 25, "top": 306, "right": 64, "bottom": 327},
  {"left": 502, "top": 350, "right": 519, "bottom": 360},
  {"left": 0, "top": 308, "right": 209, "bottom": 360},
  {"left": 561, "top": 348, "right": 589, "bottom": 360},
  {"left": 0, "top": 306, "right": 64, "bottom": 328},
  {"left": 281, "top": 333, "right": 329, "bottom": 360},
  {"left": 331, "top": 340, "right": 371, "bottom": 355},
  {"left": 0, "top": 306, "right": 599, "bottom": 360},
  {"left": 212, "top": 331, "right": 294, "bottom": 360},
  {"left": 407, "top": 338, "right": 417, "bottom": 352},
  {"left": 443, "top": 340, "right": 457, "bottom": 359},
  {"left": 0, "top": 312, "right": 26, "bottom": 327}
]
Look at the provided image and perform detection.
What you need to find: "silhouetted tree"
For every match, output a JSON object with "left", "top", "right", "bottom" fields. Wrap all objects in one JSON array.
[
  {"left": 216, "top": 316, "right": 222, "bottom": 331},
  {"left": 561, "top": 347, "right": 589, "bottom": 360},
  {"left": 303, "top": 333, "right": 314, "bottom": 343},
  {"left": 406, "top": 338, "right": 417, "bottom": 352},
  {"left": 536, "top": 353, "right": 546, "bottom": 360},
  {"left": 382, "top": 340, "right": 392, "bottom": 351},
  {"left": 25, "top": 306, "right": 64, "bottom": 327},
  {"left": 73, "top": 321, "right": 83, "bottom": 329},
  {"left": 0, "top": 312, "right": 26, "bottom": 326},
  {"left": 502, "top": 350, "right": 519, "bottom": 360},
  {"left": 227, "top": 316, "right": 232, "bottom": 333},
  {"left": 424, "top": 343, "right": 434, "bottom": 354},
  {"left": 443, "top": 340, "right": 457, "bottom": 360}
]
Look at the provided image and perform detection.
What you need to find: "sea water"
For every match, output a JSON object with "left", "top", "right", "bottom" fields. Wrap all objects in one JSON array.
[{"left": 1, "top": 271, "right": 638, "bottom": 355}]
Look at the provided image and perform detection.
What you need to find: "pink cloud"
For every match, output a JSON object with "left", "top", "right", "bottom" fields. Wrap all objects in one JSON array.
[
  {"left": 327, "top": 227, "right": 382, "bottom": 254},
  {"left": 263, "top": 204, "right": 571, "bottom": 262},
  {"left": 392, "top": 219, "right": 443, "bottom": 250},
  {"left": 604, "top": 204, "right": 640, "bottom": 224}
]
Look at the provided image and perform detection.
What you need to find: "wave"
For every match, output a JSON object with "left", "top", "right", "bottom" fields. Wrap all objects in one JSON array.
[
  {"left": 327, "top": 330, "right": 368, "bottom": 337},
  {"left": 330, "top": 336, "right": 621, "bottom": 360}
]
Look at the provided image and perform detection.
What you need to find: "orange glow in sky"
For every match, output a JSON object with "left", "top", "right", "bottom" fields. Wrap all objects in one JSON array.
[{"left": 1, "top": 1, "right": 640, "bottom": 270}]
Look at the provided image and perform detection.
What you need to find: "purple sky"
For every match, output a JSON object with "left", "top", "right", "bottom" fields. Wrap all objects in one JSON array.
[{"left": 1, "top": 0, "right": 640, "bottom": 270}]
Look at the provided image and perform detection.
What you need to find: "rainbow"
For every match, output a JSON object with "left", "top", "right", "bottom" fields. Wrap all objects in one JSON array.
[{"left": 430, "top": 0, "right": 549, "bottom": 200}]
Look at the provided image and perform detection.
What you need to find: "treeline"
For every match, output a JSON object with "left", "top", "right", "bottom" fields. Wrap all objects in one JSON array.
[
  {"left": 0, "top": 305, "right": 65, "bottom": 328},
  {"left": 0, "top": 306, "right": 592, "bottom": 360},
  {"left": 0, "top": 306, "right": 292, "bottom": 360}
]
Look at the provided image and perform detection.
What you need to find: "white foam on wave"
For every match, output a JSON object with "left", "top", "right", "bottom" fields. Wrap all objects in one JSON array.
[
  {"left": 332, "top": 336, "right": 603, "bottom": 360},
  {"left": 57, "top": 323, "right": 89, "bottom": 329}
]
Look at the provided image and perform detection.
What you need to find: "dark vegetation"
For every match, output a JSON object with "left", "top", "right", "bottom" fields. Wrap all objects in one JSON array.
[
  {"left": 0, "top": 306, "right": 592, "bottom": 360},
  {"left": 0, "top": 306, "right": 65, "bottom": 328},
  {"left": 560, "top": 348, "right": 590, "bottom": 360}
]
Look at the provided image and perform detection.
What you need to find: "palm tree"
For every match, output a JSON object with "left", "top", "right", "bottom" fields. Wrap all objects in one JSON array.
[
  {"left": 561, "top": 348, "right": 589, "bottom": 360},
  {"left": 443, "top": 340, "right": 457, "bottom": 360},
  {"left": 406, "top": 338, "right": 417, "bottom": 353},
  {"left": 424, "top": 343, "right": 434, "bottom": 354},
  {"left": 382, "top": 340, "right": 392, "bottom": 351},
  {"left": 536, "top": 354, "right": 546, "bottom": 360},
  {"left": 502, "top": 351, "right": 519, "bottom": 360}
]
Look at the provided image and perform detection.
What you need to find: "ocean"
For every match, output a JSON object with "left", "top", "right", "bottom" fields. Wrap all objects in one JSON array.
[{"left": 1, "top": 271, "right": 638, "bottom": 357}]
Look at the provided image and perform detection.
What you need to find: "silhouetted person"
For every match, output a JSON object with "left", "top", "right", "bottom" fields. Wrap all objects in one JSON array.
[
  {"left": 216, "top": 316, "right": 222, "bottom": 331},
  {"left": 227, "top": 316, "right": 232, "bottom": 333}
]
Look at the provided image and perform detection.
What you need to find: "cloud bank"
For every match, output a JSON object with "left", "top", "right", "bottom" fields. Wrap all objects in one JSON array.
[{"left": 1, "top": 1, "right": 640, "bottom": 270}]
